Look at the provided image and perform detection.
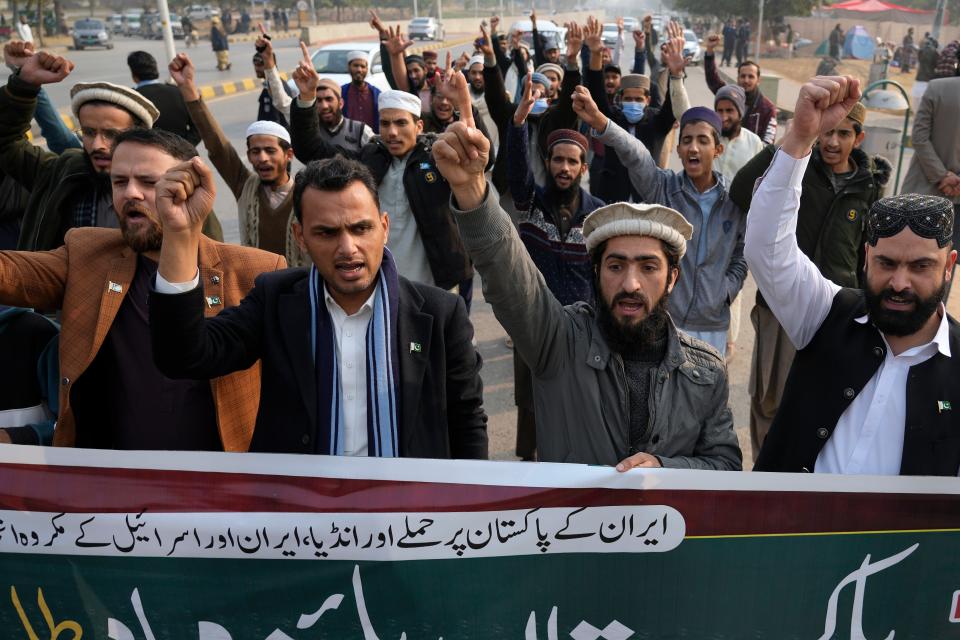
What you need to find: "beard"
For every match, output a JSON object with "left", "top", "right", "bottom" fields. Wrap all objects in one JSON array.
[
  {"left": 864, "top": 279, "right": 945, "bottom": 337},
  {"left": 721, "top": 122, "right": 741, "bottom": 138},
  {"left": 546, "top": 173, "right": 582, "bottom": 207},
  {"left": 119, "top": 203, "right": 163, "bottom": 253},
  {"left": 596, "top": 283, "right": 671, "bottom": 352}
]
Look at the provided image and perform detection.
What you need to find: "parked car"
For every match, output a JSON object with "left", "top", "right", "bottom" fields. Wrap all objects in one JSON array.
[
  {"left": 407, "top": 16, "right": 442, "bottom": 41},
  {"left": 683, "top": 29, "right": 702, "bottom": 65},
  {"left": 72, "top": 18, "right": 113, "bottom": 50},
  {"left": 123, "top": 11, "right": 142, "bottom": 36},
  {"left": 508, "top": 19, "right": 567, "bottom": 50},
  {"left": 169, "top": 14, "right": 185, "bottom": 39},
  {"left": 309, "top": 42, "right": 390, "bottom": 91},
  {"left": 621, "top": 16, "right": 638, "bottom": 32},
  {"left": 187, "top": 4, "right": 220, "bottom": 20},
  {"left": 109, "top": 13, "right": 124, "bottom": 34},
  {"left": 601, "top": 22, "right": 619, "bottom": 46}
]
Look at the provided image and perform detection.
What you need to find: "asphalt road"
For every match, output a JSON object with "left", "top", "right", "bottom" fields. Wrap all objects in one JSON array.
[{"left": 5, "top": 34, "right": 760, "bottom": 465}]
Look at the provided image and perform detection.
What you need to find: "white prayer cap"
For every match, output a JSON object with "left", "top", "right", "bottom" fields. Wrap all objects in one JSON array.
[
  {"left": 347, "top": 50, "right": 368, "bottom": 64},
  {"left": 245, "top": 120, "right": 291, "bottom": 144},
  {"left": 468, "top": 54, "right": 485, "bottom": 69},
  {"left": 378, "top": 89, "right": 422, "bottom": 117},
  {"left": 583, "top": 202, "right": 693, "bottom": 258}
]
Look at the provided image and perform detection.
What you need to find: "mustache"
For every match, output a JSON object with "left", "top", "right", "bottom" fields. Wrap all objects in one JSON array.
[
  {"left": 121, "top": 202, "right": 153, "bottom": 216},
  {"left": 612, "top": 291, "right": 649, "bottom": 307},
  {"left": 878, "top": 288, "right": 919, "bottom": 304}
]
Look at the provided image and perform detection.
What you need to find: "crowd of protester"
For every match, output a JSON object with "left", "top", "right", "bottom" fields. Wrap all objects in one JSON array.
[{"left": 0, "top": 9, "right": 958, "bottom": 477}]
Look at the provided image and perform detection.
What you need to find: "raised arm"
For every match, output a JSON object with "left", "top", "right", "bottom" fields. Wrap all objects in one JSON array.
[
  {"left": 661, "top": 26, "right": 691, "bottom": 118},
  {"left": 258, "top": 30, "right": 292, "bottom": 120},
  {"left": 506, "top": 76, "right": 538, "bottom": 209},
  {"left": 631, "top": 30, "right": 646, "bottom": 74},
  {"left": 488, "top": 16, "right": 512, "bottom": 76},
  {"left": 744, "top": 76, "right": 861, "bottom": 349},
  {"left": 384, "top": 25, "right": 414, "bottom": 93},
  {"left": 530, "top": 9, "right": 547, "bottom": 68},
  {"left": 170, "top": 53, "right": 251, "bottom": 199},
  {"left": 574, "top": 86, "right": 663, "bottom": 202},
  {"left": 480, "top": 30, "right": 515, "bottom": 132},
  {"left": 703, "top": 45, "right": 725, "bottom": 95},
  {"left": 433, "top": 121, "right": 572, "bottom": 376}
]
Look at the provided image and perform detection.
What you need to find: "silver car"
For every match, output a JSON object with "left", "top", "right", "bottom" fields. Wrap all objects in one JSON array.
[
  {"left": 408, "top": 17, "right": 442, "bottom": 41},
  {"left": 72, "top": 18, "right": 113, "bottom": 50}
]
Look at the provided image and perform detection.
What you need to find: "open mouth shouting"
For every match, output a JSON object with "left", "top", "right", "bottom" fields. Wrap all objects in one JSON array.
[{"left": 335, "top": 259, "right": 366, "bottom": 282}]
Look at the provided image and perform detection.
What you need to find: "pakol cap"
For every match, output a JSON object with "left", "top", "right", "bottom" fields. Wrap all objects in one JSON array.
[
  {"left": 583, "top": 202, "right": 694, "bottom": 258},
  {"left": 71, "top": 81, "right": 160, "bottom": 128}
]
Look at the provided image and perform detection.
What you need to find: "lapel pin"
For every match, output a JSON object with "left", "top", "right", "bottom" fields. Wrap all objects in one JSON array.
[
  {"left": 938, "top": 400, "right": 952, "bottom": 413},
  {"left": 205, "top": 296, "right": 222, "bottom": 308},
  {"left": 410, "top": 342, "right": 421, "bottom": 353},
  {"left": 107, "top": 281, "right": 123, "bottom": 294}
]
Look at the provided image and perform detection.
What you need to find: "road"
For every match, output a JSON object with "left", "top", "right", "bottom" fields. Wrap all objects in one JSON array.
[{"left": 4, "top": 34, "right": 760, "bottom": 465}]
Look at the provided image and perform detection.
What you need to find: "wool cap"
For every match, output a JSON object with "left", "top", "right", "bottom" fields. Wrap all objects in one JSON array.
[
  {"left": 245, "top": 120, "right": 291, "bottom": 144},
  {"left": 404, "top": 54, "right": 426, "bottom": 68},
  {"left": 619, "top": 74, "right": 650, "bottom": 91},
  {"left": 546, "top": 128, "right": 588, "bottom": 153},
  {"left": 583, "top": 202, "right": 694, "bottom": 257},
  {"left": 346, "top": 50, "right": 368, "bottom": 64},
  {"left": 379, "top": 89, "right": 422, "bottom": 116},
  {"left": 317, "top": 78, "right": 341, "bottom": 97},
  {"left": 530, "top": 72, "right": 551, "bottom": 91},
  {"left": 70, "top": 81, "right": 160, "bottom": 129},
  {"left": 543, "top": 35, "right": 560, "bottom": 50},
  {"left": 714, "top": 84, "right": 746, "bottom": 117},
  {"left": 536, "top": 62, "right": 565, "bottom": 81},
  {"left": 468, "top": 54, "right": 485, "bottom": 69},
  {"left": 846, "top": 102, "right": 867, "bottom": 126},
  {"left": 866, "top": 194, "right": 955, "bottom": 248},
  {"left": 680, "top": 106, "right": 723, "bottom": 136}
]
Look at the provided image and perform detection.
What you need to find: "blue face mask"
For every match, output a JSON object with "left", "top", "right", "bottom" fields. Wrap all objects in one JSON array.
[
  {"left": 530, "top": 98, "right": 549, "bottom": 115},
  {"left": 621, "top": 101, "right": 646, "bottom": 123}
]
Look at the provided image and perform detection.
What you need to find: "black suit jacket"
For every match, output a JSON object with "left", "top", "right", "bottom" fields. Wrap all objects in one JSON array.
[
  {"left": 136, "top": 82, "right": 201, "bottom": 146},
  {"left": 150, "top": 268, "right": 488, "bottom": 459}
]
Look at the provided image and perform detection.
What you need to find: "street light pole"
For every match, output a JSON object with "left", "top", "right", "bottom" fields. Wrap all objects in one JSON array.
[
  {"left": 755, "top": 0, "right": 764, "bottom": 63},
  {"left": 156, "top": 0, "right": 177, "bottom": 69},
  {"left": 932, "top": 0, "right": 946, "bottom": 41},
  {"left": 413, "top": 0, "right": 418, "bottom": 18},
  {"left": 861, "top": 79, "right": 912, "bottom": 194}
]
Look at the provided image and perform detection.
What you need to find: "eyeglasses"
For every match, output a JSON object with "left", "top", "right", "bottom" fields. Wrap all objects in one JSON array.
[{"left": 76, "top": 127, "right": 125, "bottom": 142}]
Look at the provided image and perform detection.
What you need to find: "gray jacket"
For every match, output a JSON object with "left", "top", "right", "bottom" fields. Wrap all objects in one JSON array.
[
  {"left": 597, "top": 120, "right": 748, "bottom": 332},
  {"left": 453, "top": 188, "right": 742, "bottom": 470}
]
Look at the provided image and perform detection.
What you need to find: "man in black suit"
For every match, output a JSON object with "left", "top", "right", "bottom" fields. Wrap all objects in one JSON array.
[
  {"left": 128, "top": 51, "right": 201, "bottom": 146},
  {"left": 148, "top": 154, "right": 488, "bottom": 459}
]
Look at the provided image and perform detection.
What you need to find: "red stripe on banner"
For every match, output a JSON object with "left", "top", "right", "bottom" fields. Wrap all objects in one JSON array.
[{"left": 1, "top": 463, "right": 959, "bottom": 536}]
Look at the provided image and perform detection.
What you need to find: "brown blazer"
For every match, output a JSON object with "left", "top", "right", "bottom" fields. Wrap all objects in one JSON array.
[{"left": 0, "top": 228, "right": 286, "bottom": 450}]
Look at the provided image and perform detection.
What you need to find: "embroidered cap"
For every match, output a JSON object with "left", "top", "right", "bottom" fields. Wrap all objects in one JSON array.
[
  {"left": 583, "top": 202, "right": 694, "bottom": 258},
  {"left": 317, "top": 78, "right": 341, "bottom": 97},
  {"left": 865, "top": 194, "right": 955, "bottom": 248},
  {"left": 546, "top": 128, "right": 588, "bottom": 154},
  {"left": 536, "top": 62, "right": 565, "bottom": 81},
  {"left": 619, "top": 74, "right": 650, "bottom": 92}
]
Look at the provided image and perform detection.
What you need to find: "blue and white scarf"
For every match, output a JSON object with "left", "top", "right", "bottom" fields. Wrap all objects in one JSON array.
[{"left": 308, "top": 249, "right": 401, "bottom": 456}]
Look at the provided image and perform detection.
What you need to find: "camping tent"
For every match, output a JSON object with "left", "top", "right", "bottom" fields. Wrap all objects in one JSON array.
[
  {"left": 843, "top": 24, "right": 876, "bottom": 58},
  {"left": 829, "top": 0, "right": 934, "bottom": 24}
]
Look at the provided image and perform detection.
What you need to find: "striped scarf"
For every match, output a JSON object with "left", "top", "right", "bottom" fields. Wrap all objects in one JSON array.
[{"left": 308, "top": 249, "right": 401, "bottom": 456}]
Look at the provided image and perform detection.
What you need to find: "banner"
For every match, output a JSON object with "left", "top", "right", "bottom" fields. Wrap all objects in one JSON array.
[{"left": 1, "top": 444, "right": 959, "bottom": 639}]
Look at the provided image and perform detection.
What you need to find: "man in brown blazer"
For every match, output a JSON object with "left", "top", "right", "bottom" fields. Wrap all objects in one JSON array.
[
  {"left": 0, "top": 128, "right": 285, "bottom": 450},
  {"left": 902, "top": 72, "right": 960, "bottom": 297}
]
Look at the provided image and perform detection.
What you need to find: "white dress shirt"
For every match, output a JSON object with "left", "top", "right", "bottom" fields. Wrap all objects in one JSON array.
[
  {"left": 323, "top": 282, "right": 376, "bottom": 456},
  {"left": 744, "top": 149, "right": 953, "bottom": 475},
  {"left": 154, "top": 272, "right": 377, "bottom": 457}
]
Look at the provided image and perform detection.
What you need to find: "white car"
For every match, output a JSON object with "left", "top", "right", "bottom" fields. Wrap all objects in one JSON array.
[
  {"left": 109, "top": 13, "right": 124, "bottom": 34},
  {"left": 621, "top": 17, "right": 638, "bottom": 32},
  {"left": 601, "top": 23, "right": 619, "bottom": 46},
  {"left": 309, "top": 42, "right": 390, "bottom": 92},
  {"left": 508, "top": 19, "right": 567, "bottom": 50},
  {"left": 123, "top": 11, "right": 142, "bottom": 36},
  {"left": 683, "top": 29, "right": 702, "bottom": 65},
  {"left": 408, "top": 17, "right": 443, "bottom": 41},
  {"left": 187, "top": 4, "right": 220, "bottom": 20}
]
